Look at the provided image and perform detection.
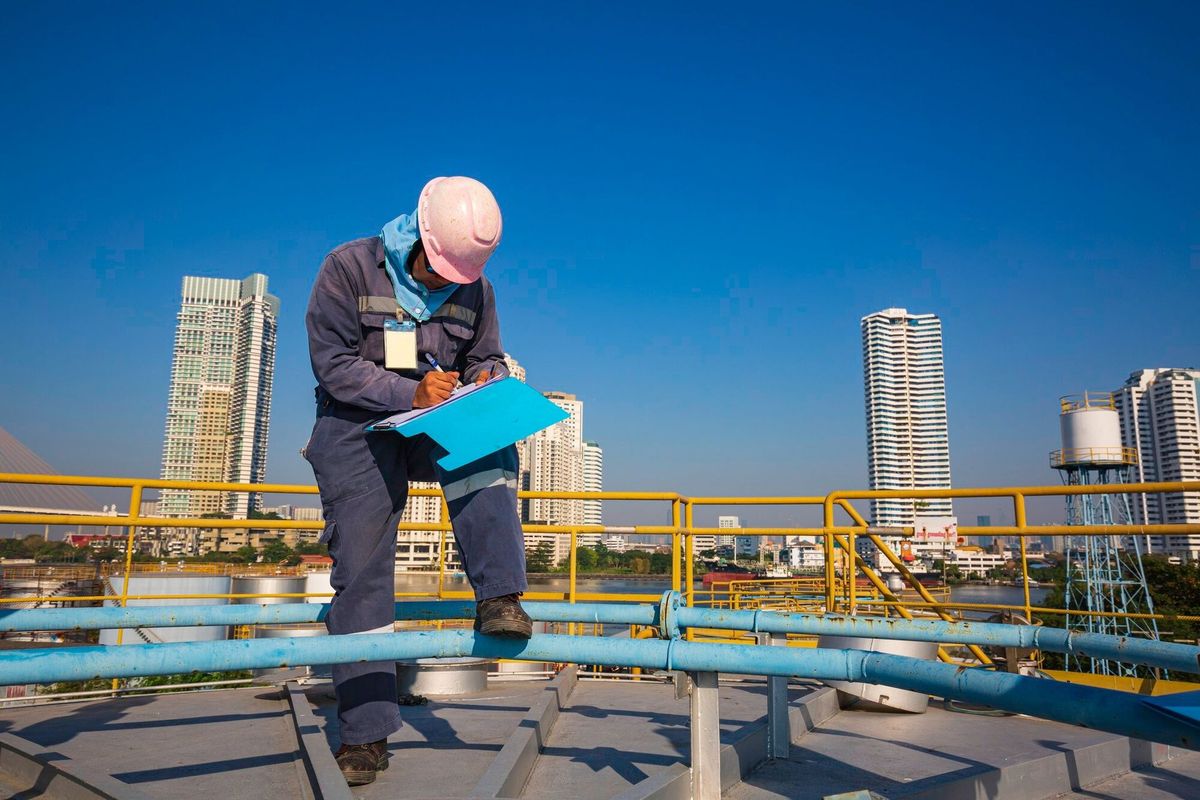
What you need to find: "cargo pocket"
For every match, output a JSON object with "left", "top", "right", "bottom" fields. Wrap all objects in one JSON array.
[
  {"left": 318, "top": 518, "right": 338, "bottom": 546},
  {"left": 359, "top": 312, "right": 390, "bottom": 363},
  {"left": 440, "top": 319, "right": 475, "bottom": 362}
]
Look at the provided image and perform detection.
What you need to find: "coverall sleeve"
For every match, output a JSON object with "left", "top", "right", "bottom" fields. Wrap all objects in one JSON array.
[
  {"left": 458, "top": 279, "right": 509, "bottom": 384},
  {"left": 306, "top": 252, "right": 418, "bottom": 412}
]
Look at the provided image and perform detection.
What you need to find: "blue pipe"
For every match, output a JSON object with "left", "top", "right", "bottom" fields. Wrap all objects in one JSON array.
[
  {"left": 1, "top": 630, "right": 1196, "bottom": 749},
  {"left": 5, "top": 599, "right": 1200, "bottom": 675},
  {"left": 674, "top": 607, "right": 1200, "bottom": 676},
  {"left": 0, "top": 601, "right": 655, "bottom": 634}
]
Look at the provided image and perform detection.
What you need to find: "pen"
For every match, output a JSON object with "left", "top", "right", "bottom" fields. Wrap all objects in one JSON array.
[{"left": 425, "top": 353, "right": 463, "bottom": 387}]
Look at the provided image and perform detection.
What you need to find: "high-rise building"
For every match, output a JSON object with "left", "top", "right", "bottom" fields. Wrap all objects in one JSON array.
[
  {"left": 861, "top": 308, "right": 953, "bottom": 527},
  {"left": 160, "top": 275, "right": 279, "bottom": 519},
  {"left": 524, "top": 391, "right": 585, "bottom": 565},
  {"left": 581, "top": 441, "right": 604, "bottom": 546},
  {"left": 716, "top": 515, "right": 739, "bottom": 548},
  {"left": 503, "top": 353, "right": 526, "bottom": 383},
  {"left": 735, "top": 535, "right": 759, "bottom": 558},
  {"left": 1115, "top": 368, "right": 1200, "bottom": 558}
]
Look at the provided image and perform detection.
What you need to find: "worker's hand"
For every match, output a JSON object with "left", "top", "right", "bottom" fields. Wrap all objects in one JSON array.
[
  {"left": 413, "top": 371, "right": 459, "bottom": 408},
  {"left": 475, "top": 370, "right": 491, "bottom": 386}
]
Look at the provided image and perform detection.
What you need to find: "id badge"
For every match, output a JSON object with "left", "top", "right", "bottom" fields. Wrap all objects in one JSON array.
[{"left": 383, "top": 318, "right": 417, "bottom": 370}]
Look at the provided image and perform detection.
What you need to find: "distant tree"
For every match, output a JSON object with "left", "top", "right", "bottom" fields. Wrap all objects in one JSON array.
[
  {"left": 294, "top": 542, "right": 329, "bottom": 556},
  {"left": 260, "top": 539, "right": 293, "bottom": 564},
  {"left": 0, "top": 538, "right": 30, "bottom": 558},
  {"left": 648, "top": 552, "right": 672, "bottom": 574},
  {"left": 92, "top": 546, "right": 121, "bottom": 563},
  {"left": 33, "top": 540, "right": 84, "bottom": 563},
  {"left": 248, "top": 511, "right": 284, "bottom": 520},
  {"left": 201, "top": 512, "right": 232, "bottom": 519},
  {"left": 526, "top": 542, "right": 554, "bottom": 573},
  {"left": 575, "top": 546, "right": 598, "bottom": 572},
  {"left": 234, "top": 545, "right": 258, "bottom": 564}
]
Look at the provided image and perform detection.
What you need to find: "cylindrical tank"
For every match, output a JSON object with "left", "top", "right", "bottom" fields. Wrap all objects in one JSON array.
[
  {"left": 816, "top": 634, "right": 938, "bottom": 713},
  {"left": 397, "top": 657, "right": 489, "bottom": 695},
  {"left": 304, "top": 571, "right": 334, "bottom": 604},
  {"left": 231, "top": 575, "right": 307, "bottom": 605},
  {"left": 1059, "top": 394, "right": 1126, "bottom": 464},
  {"left": 0, "top": 577, "right": 95, "bottom": 610},
  {"left": 253, "top": 622, "right": 330, "bottom": 678},
  {"left": 100, "top": 574, "right": 231, "bottom": 645}
]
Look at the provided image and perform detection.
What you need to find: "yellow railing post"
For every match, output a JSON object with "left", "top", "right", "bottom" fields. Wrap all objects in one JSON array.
[
  {"left": 847, "top": 524, "right": 857, "bottom": 615},
  {"left": 1015, "top": 493, "right": 1032, "bottom": 622},
  {"left": 112, "top": 482, "right": 144, "bottom": 690},
  {"left": 684, "top": 501, "right": 695, "bottom": 641},
  {"left": 437, "top": 496, "right": 450, "bottom": 603},
  {"left": 568, "top": 529, "right": 578, "bottom": 636},
  {"left": 671, "top": 521, "right": 682, "bottom": 597},
  {"left": 684, "top": 502, "right": 694, "bottom": 602}
]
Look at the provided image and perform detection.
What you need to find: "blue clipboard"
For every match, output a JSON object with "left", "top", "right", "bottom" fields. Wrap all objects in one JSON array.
[{"left": 365, "top": 377, "right": 568, "bottom": 471}]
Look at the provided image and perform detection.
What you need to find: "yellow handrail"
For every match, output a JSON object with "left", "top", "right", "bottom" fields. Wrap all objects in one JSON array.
[{"left": 2, "top": 472, "right": 1199, "bottom": 665}]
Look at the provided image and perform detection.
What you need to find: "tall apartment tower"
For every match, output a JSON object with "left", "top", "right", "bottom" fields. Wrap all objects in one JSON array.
[
  {"left": 861, "top": 308, "right": 953, "bottom": 527},
  {"left": 1114, "top": 368, "right": 1200, "bottom": 558},
  {"left": 524, "top": 392, "right": 585, "bottom": 565},
  {"left": 581, "top": 441, "right": 604, "bottom": 546},
  {"left": 160, "top": 275, "right": 279, "bottom": 519}
]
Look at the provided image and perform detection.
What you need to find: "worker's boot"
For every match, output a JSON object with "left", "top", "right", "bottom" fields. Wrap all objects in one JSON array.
[
  {"left": 334, "top": 739, "right": 389, "bottom": 786},
  {"left": 475, "top": 593, "right": 533, "bottom": 638}
]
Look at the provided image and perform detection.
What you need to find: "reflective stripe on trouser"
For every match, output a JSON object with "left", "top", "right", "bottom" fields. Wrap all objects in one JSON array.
[{"left": 305, "top": 414, "right": 526, "bottom": 744}]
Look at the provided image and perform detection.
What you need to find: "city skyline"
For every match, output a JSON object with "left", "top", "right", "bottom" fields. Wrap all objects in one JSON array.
[{"left": 1, "top": 5, "right": 1196, "bottom": 530}]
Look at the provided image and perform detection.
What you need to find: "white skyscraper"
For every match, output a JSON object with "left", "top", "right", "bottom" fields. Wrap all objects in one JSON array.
[
  {"left": 524, "top": 391, "right": 585, "bottom": 564},
  {"left": 1115, "top": 368, "right": 1200, "bottom": 558},
  {"left": 503, "top": 353, "right": 526, "bottom": 383},
  {"left": 581, "top": 441, "right": 604, "bottom": 546},
  {"left": 861, "top": 308, "right": 953, "bottom": 528},
  {"left": 715, "top": 515, "right": 739, "bottom": 548},
  {"left": 160, "top": 274, "right": 278, "bottom": 519}
]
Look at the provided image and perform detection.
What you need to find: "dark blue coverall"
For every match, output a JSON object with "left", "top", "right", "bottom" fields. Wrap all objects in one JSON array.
[{"left": 304, "top": 235, "right": 527, "bottom": 745}]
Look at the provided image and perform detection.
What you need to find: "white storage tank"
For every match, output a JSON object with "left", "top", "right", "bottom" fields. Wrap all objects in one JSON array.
[
  {"left": 816, "top": 634, "right": 938, "bottom": 713},
  {"left": 231, "top": 575, "right": 308, "bottom": 605},
  {"left": 304, "top": 571, "right": 334, "bottom": 604},
  {"left": 100, "top": 574, "right": 231, "bottom": 645},
  {"left": 1057, "top": 393, "right": 1130, "bottom": 466}
]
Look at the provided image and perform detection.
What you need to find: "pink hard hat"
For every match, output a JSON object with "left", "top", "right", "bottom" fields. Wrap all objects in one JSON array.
[{"left": 418, "top": 176, "right": 503, "bottom": 284}]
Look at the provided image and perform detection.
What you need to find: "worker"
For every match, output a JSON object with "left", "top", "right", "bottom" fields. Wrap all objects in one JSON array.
[{"left": 304, "top": 176, "right": 531, "bottom": 786}]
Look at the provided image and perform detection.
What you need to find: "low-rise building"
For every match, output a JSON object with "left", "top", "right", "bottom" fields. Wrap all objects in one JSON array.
[{"left": 950, "top": 548, "right": 1009, "bottom": 577}]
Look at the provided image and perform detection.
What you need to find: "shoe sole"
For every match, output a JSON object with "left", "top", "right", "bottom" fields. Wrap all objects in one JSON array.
[
  {"left": 341, "top": 757, "right": 388, "bottom": 786},
  {"left": 479, "top": 618, "right": 533, "bottom": 638}
]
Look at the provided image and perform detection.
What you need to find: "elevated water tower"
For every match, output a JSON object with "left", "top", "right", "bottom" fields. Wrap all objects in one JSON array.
[{"left": 1051, "top": 392, "right": 1160, "bottom": 676}]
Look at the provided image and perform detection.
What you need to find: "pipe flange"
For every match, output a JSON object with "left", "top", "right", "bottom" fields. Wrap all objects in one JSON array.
[{"left": 658, "top": 590, "right": 682, "bottom": 640}]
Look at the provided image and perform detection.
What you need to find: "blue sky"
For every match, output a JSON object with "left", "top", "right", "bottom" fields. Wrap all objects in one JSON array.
[{"left": 1, "top": 2, "right": 1196, "bottom": 527}]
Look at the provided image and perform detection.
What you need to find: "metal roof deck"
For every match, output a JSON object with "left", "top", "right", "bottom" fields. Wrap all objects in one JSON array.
[{"left": 2, "top": 674, "right": 1197, "bottom": 800}]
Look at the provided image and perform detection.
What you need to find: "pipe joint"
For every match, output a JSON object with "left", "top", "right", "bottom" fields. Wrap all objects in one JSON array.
[{"left": 658, "top": 590, "right": 682, "bottom": 640}]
